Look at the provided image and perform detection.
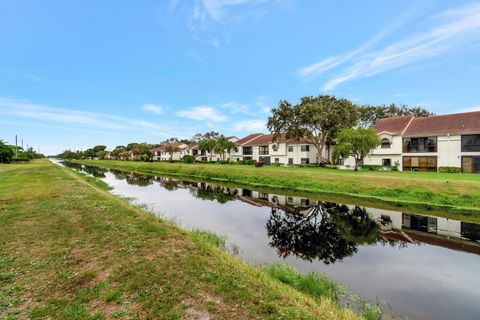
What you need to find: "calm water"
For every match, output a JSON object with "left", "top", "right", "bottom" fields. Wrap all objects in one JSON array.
[{"left": 61, "top": 161, "right": 480, "bottom": 320}]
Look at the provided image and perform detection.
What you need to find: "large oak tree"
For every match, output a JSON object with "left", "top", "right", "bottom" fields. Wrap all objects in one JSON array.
[{"left": 267, "top": 95, "right": 358, "bottom": 164}]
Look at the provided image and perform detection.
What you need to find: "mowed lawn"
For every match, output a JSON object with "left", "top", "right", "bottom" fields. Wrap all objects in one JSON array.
[
  {"left": 77, "top": 160, "right": 480, "bottom": 213},
  {"left": 0, "top": 160, "right": 360, "bottom": 320}
]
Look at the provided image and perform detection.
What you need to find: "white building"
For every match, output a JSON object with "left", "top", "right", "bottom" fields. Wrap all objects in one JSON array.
[
  {"left": 189, "top": 136, "right": 239, "bottom": 162},
  {"left": 230, "top": 133, "right": 327, "bottom": 165},
  {"left": 344, "top": 111, "right": 480, "bottom": 173},
  {"left": 152, "top": 142, "right": 189, "bottom": 161}
]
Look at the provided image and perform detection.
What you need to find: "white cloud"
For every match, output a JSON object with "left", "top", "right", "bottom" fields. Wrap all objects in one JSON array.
[
  {"left": 142, "top": 103, "right": 165, "bottom": 114},
  {"left": 298, "top": 3, "right": 480, "bottom": 91},
  {"left": 221, "top": 101, "right": 252, "bottom": 114},
  {"left": 177, "top": 106, "right": 227, "bottom": 122},
  {"left": 233, "top": 119, "right": 266, "bottom": 132}
]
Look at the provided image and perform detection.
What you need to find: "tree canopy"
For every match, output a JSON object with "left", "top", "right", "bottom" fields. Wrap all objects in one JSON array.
[
  {"left": 333, "top": 127, "right": 381, "bottom": 171},
  {"left": 267, "top": 95, "right": 358, "bottom": 164}
]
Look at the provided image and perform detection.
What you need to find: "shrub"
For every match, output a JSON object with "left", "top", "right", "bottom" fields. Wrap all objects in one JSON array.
[
  {"left": 181, "top": 155, "right": 195, "bottom": 163},
  {"left": 438, "top": 166, "right": 461, "bottom": 173},
  {"left": 324, "top": 164, "right": 338, "bottom": 169},
  {"left": 255, "top": 161, "right": 264, "bottom": 167},
  {"left": 217, "top": 160, "right": 231, "bottom": 164},
  {"left": 237, "top": 160, "right": 254, "bottom": 165},
  {"left": 359, "top": 164, "right": 398, "bottom": 171}
]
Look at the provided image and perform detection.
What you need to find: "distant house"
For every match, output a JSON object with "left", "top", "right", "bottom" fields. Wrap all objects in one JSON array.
[
  {"left": 230, "top": 133, "right": 327, "bottom": 165},
  {"left": 152, "top": 142, "right": 189, "bottom": 161},
  {"left": 189, "top": 136, "right": 239, "bottom": 162},
  {"left": 343, "top": 111, "right": 480, "bottom": 173}
]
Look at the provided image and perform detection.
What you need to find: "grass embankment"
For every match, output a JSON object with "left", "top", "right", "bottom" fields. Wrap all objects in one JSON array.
[
  {"left": 76, "top": 160, "right": 480, "bottom": 215},
  {"left": 0, "top": 160, "right": 360, "bottom": 320}
]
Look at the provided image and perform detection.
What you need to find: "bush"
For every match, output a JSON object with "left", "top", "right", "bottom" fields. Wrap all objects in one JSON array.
[
  {"left": 438, "top": 166, "right": 461, "bottom": 173},
  {"left": 181, "top": 155, "right": 195, "bottom": 163},
  {"left": 255, "top": 161, "right": 264, "bottom": 167},
  {"left": 217, "top": 160, "right": 231, "bottom": 164},
  {"left": 324, "top": 164, "right": 338, "bottom": 169},
  {"left": 359, "top": 164, "right": 398, "bottom": 171},
  {"left": 237, "top": 160, "right": 255, "bottom": 165}
]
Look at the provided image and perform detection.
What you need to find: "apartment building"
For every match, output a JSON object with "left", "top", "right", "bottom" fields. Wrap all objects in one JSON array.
[
  {"left": 151, "top": 142, "right": 189, "bottom": 161},
  {"left": 230, "top": 133, "right": 327, "bottom": 165},
  {"left": 344, "top": 111, "right": 480, "bottom": 173}
]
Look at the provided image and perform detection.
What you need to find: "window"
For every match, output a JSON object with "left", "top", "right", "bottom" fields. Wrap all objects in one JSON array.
[
  {"left": 275, "top": 158, "right": 279, "bottom": 164},
  {"left": 272, "top": 144, "right": 278, "bottom": 151},
  {"left": 461, "top": 135, "right": 480, "bottom": 152},
  {"left": 382, "top": 159, "right": 392, "bottom": 166},
  {"left": 234, "top": 147, "right": 238, "bottom": 153},
  {"left": 243, "top": 146, "right": 253, "bottom": 155},
  {"left": 287, "top": 197, "right": 293, "bottom": 203},
  {"left": 403, "top": 137, "right": 437, "bottom": 153},
  {"left": 301, "top": 145, "right": 310, "bottom": 152},
  {"left": 259, "top": 145, "right": 269, "bottom": 155},
  {"left": 381, "top": 138, "right": 391, "bottom": 149},
  {"left": 288, "top": 145, "right": 294, "bottom": 152},
  {"left": 259, "top": 156, "right": 271, "bottom": 165},
  {"left": 301, "top": 158, "right": 309, "bottom": 165},
  {"left": 288, "top": 158, "right": 293, "bottom": 165},
  {"left": 259, "top": 192, "right": 268, "bottom": 200},
  {"left": 301, "top": 199, "right": 310, "bottom": 206},
  {"left": 462, "top": 156, "right": 480, "bottom": 174},
  {"left": 403, "top": 156, "right": 437, "bottom": 172}
]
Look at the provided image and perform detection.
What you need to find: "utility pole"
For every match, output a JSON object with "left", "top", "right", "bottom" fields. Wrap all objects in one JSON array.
[
  {"left": 21, "top": 139, "right": 24, "bottom": 150},
  {"left": 15, "top": 134, "right": 18, "bottom": 158}
]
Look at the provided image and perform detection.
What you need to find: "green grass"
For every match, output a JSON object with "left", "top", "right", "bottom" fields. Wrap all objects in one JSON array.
[
  {"left": 0, "top": 160, "right": 360, "bottom": 319},
  {"left": 75, "top": 160, "right": 480, "bottom": 216}
]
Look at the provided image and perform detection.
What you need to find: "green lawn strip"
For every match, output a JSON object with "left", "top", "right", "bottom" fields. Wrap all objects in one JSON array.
[
  {"left": 75, "top": 160, "right": 480, "bottom": 216},
  {"left": 0, "top": 160, "right": 360, "bottom": 320}
]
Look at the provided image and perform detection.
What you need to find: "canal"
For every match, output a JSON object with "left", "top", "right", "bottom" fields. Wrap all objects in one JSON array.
[{"left": 61, "top": 161, "right": 480, "bottom": 320}]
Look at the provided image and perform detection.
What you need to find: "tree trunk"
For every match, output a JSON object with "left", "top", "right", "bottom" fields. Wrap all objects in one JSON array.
[{"left": 354, "top": 158, "right": 360, "bottom": 171}]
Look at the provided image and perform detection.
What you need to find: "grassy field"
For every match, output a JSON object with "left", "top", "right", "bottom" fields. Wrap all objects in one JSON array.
[
  {"left": 75, "top": 160, "right": 480, "bottom": 215},
  {"left": 0, "top": 160, "right": 361, "bottom": 320}
]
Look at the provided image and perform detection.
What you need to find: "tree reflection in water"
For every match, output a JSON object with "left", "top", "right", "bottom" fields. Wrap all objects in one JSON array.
[
  {"left": 191, "top": 184, "right": 238, "bottom": 204},
  {"left": 266, "top": 203, "right": 380, "bottom": 264}
]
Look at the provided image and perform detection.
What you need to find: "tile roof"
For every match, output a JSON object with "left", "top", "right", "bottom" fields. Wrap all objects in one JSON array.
[
  {"left": 374, "top": 111, "right": 480, "bottom": 136},
  {"left": 373, "top": 115, "right": 414, "bottom": 135},
  {"left": 235, "top": 133, "right": 263, "bottom": 145},
  {"left": 403, "top": 111, "right": 480, "bottom": 136}
]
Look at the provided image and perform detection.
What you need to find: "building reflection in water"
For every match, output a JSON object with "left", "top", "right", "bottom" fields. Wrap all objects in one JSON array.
[{"left": 62, "top": 162, "right": 480, "bottom": 261}]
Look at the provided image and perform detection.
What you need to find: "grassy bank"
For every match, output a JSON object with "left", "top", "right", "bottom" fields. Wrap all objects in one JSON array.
[
  {"left": 75, "top": 160, "right": 480, "bottom": 215},
  {"left": 0, "top": 160, "right": 360, "bottom": 320}
]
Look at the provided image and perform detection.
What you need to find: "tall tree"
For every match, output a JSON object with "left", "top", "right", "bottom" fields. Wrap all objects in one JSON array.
[
  {"left": 333, "top": 127, "right": 381, "bottom": 171},
  {"left": 198, "top": 138, "right": 216, "bottom": 161},
  {"left": 357, "top": 103, "right": 432, "bottom": 127},
  {"left": 0, "top": 140, "right": 14, "bottom": 163},
  {"left": 213, "top": 137, "right": 236, "bottom": 160},
  {"left": 267, "top": 95, "right": 358, "bottom": 164}
]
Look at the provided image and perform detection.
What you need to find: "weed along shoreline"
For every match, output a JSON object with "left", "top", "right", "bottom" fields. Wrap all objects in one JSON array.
[
  {"left": 0, "top": 159, "right": 369, "bottom": 319},
  {"left": 74, "top": 159, "right": 480, "bottom": 217}
]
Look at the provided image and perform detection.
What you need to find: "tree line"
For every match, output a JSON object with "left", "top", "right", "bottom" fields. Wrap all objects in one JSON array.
[
  {"left": 0, "top": 139, "right": 45, "bottom": 163},
  {"left": 57, "top": 96, "right": 431, "bottom": 170}
]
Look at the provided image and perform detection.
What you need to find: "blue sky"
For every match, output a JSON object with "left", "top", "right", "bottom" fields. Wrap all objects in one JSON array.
[{"left": 1, "top": 0, "right": 480, "bottom": 155}]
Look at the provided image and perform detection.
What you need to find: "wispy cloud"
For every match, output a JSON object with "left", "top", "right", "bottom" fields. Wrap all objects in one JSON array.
[
  {"left": 298, "top": 3, "right": 480, "bottom": 91},
  {"left": 142, "top": 103, "right": 165, "bottom": 114},
  {"left": 177, "top": 105, "right": 227, "bottom": 122},
  {"left": 0, "top": 97, "right": 177, "bottom": 137},
  {"left": 221, "top": 101, "right": 252, "bottom": 115},
  {"left": 175, "top": 0, "right": 287, "bottom": 46},
  {"left": 233, "top": 119, "right": 265, "bottom": 132},
  {"left": 21, "top": 72, "right": 43, "bottom": 82},
  {"left": 298, "top": 10, "right": 413, "bottom": 80}
]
